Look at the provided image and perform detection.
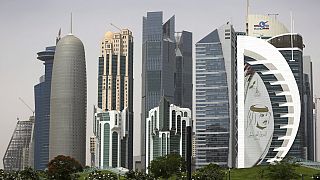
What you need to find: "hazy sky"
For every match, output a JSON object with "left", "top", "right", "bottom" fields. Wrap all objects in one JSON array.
[{"left": 0, "top": 0, "right": 319, "bottom": 168}]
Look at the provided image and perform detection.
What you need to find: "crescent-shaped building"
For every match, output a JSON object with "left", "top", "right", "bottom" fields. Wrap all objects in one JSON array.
[
  {"left": 237, "top": 35, "right": 301, "bottom": 168},
  {"left": 49, "top": 34, "right": 87, "bottom": 165}
]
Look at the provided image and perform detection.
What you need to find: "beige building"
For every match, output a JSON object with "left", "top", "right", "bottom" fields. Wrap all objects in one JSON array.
[
  {"left": 99, "top": 29, "right": 133, "bottom": 112},
  {"left": 247, "top": 14, "right": 289, "bottom": 39},
  {"left": 96, "top": 29, "right": 134, "bottom": 169}
]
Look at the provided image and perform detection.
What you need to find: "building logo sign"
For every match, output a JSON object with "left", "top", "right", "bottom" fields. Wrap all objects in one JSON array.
[{"left": 254, "top": 21, "right": 269, "bottom": 30}]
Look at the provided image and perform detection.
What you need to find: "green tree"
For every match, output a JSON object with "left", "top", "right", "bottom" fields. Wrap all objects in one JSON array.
[
  {"left": 0, "top": 169, "right": 17, "bottom": 180},
  {"left": 266, "top": 159, "right": 300, "bottom": 180},
  {"left": 148, "top": 154, "right": 186, "bottom": 179},
  {"left": 86, "top": 170, "right": 117, "bottom": 180},
  {"left": 125, "top": 170, "right": 154, "bottom": 180},
  {"left": 192, "top": 163, "right": 224, "bottom": 180},
  {"left": 47, "top": 155, "right": 83, "bottom": 180},
  {"left": 18, "top": 167, "right": 39, "bottom": 180}
]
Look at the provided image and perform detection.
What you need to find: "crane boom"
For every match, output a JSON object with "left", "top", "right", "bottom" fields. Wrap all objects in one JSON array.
[
  {"left": 19, "top": 97, "right": 35, "bottom": 116},
  {"left": 110, "top": 23, "right": 122, "bottom": 31}
]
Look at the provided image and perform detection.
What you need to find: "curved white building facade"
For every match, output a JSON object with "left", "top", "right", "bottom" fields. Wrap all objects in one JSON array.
[{"left": 237, "top": 36, "right": 300, "bottom": 168}]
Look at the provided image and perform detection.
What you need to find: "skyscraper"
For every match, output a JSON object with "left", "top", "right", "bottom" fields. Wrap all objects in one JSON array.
[
  {"left": 145, "top": 97, "right": 192, "bottom": 171},
  {"left": 49, "top": 34, "right": 87, "bottom": 165},
  {"left": 175, "top": 31, "right": 193, "bottom": 110},
  {"left": 34, "top": 36, "right": 57, "bottom": 170},
  {"left": 195, "top": 23, "right": 237, "bottom": 168},
  {"left": 303, "top": 56, "right": 314, "bottom": 160},
  {"left": 93, "top": 107, "right": 128, "bottom": 169},
  {"left": 96, "top": 29, "right": 133, "bottom": 169},
  {"left": 3, "top": 116, "right": 34, "bottom": 171},
  {"left": 248, "top": 14, "right": 310, "bottom": 160},
  {"left": 90, "top": 136, "right": 96, "bottom": 167},
  {"left": 141, "top": 11, "right": 192, "bottom": 168},
  {"left": 267, "top": 33, "right": 306, "bottom": 159}
]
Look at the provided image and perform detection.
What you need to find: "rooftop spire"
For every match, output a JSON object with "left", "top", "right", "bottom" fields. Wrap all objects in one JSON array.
[{"left": 70, "top": 13, "right": 73, "bottom": 34}]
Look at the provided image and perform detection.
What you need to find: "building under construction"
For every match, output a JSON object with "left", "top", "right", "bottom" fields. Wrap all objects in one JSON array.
[{"left": 3, "top": 116, "right": 34, "bottom": 171}]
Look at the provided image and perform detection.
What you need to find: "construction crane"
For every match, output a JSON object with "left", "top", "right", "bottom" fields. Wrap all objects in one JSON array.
[
  {"left": 19, "top": 97, "right": 35, "bottom": 116},
  {"left": 110, "top": 23, "right": 122, "bottom": 32}
]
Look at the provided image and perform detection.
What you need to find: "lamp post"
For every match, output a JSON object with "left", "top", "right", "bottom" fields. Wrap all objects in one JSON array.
[{"left": 229, "top": 168, "right": 231, "bottom": 180}]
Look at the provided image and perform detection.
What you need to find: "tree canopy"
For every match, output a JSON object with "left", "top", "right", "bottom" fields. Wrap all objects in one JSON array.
[
  {"left": 86, "top": 170, "right": 117, "bottom": 180},
  {"left": 192, "top": 163, "right": 224, "bottom": 180},
  {"left": 47, "top": 155, "right": 83, "bottom": 180},
  {"left": 148, "top": 153, "right": 186, "bottom": 179},
  {"left": 125, "top": 170, "right": 154, "bottom": 180},
  {"left": 266, "top": 158, "right": 300, "bottom": 180}
]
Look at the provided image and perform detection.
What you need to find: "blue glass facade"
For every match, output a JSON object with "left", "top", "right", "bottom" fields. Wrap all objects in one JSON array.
[
  {"left": 34, "top": 46, "right": 55, "bottom": 170},
  {"left": 141, "top": 12, "right": 193, "bottom": 168},
  {"left": 195, "top": 24, "right": 236, "bottom": 168},
  {"left": 141, "top": 12, "right": 174, "bottom": 167},
  {"left": 268, "top": 34, "right": 306, "bottom": 159}
]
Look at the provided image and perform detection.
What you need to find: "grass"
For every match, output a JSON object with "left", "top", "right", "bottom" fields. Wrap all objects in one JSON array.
[{"left": 227, "top": 165, "right": 319, "bottom": 180}]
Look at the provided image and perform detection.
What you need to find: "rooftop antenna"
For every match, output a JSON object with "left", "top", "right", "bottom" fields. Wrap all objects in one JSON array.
[
  {"left": 290, "top": 11, "right": 294, "bottom": 61},
  {"left": 246, "top": 0, "right": 249, "bottom": 35},
  {"left": 70, "top": 13, "right": 73, "bottom": 34}
]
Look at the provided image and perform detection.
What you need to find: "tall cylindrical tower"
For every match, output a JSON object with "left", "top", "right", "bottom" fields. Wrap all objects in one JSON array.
[{"left": 49, "top": 34, "right": 86, "bottom": 165}]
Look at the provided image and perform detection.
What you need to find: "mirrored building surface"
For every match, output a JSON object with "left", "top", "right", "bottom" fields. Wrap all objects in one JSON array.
[{"left": 195, "top": 23, "right": 236, "bottom": 168}]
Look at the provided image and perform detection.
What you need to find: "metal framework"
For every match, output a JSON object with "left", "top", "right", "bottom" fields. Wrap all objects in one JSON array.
[{"left": 3, "top": 118, "right": 33, "bottom": 171}]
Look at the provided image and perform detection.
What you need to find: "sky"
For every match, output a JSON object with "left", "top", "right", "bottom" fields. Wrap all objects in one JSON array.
[{"left": 0, "top": 0, "right": 319, "bottom": 168}]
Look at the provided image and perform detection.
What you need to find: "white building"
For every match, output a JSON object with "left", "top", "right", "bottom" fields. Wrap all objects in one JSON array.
[
  {"left": 145, "top": 97, "right": 192, "bottom": 170},
  {"left": 237, "top": 35, "right": 301, "bottom": 168},
  {"left": 93, "top": 107, "right": 129, "bottom": 169}
]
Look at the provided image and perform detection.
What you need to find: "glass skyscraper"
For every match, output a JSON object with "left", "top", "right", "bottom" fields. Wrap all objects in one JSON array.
[
  {"left": 141, "top": 11, "right": 192, "bottom": 169},
  {"left": 247, "top": 14, "right": 311, "bottom": 160},
  {"left": 175, "top": 31, "right": 193, "bottom": 110},
  {"left": 34, "top": 42, "right": 56, "bottom": 170},
  {"left": 195, "top": 23, "right": 236, "bottom": 168},
  {"left": 267, "top": 34, "right": 306, "bottom": 159},
  {"left": 303, "top": 56, "right": 314, "bottom": 161}
]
